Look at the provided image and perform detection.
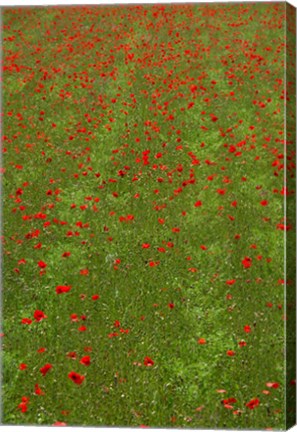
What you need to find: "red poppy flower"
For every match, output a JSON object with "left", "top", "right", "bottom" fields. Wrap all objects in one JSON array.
[
  {"left": 68, "top": 371, "right": 85, "bottom": 385},
  {"left": 67, "top": 352, "right": 77, "bottom": 359},
  {"left": 40, "top": 363, "right": 52, "bottom": 376},
  {"left": 222, "top": 397, "right": 237, "bottom": 405},
  {"left": 244, "top": 325, "right": 251, "bottom": 333},
  {"left": 34, "top": 383, "right": 45, "bottom": 396},
  {"left": 242, "top": 257, "right": 252, "bottom": 269},
  {"left": 34, "top": 310, "right": 47, "bottom": 322},
  {"left": 238, "top": 340, "right": 247, "bottom": 347},
  {"left": 149, "top": 261, "right": 160, "bottom": 267},
  {"left": 21, "top": 318, "right": 32, "bottom": 325},
  {"left": 37, "top": 261, "right": 47, "bottom": 269},
  {"left": 108, "top": 332, "right": 119, "bottom": 338},
  {"left": 19, "top": 363, "right": 27, "bottom": 370},
  {"left": 80, "top": 269, "right": 89, "bottom": 276},
  {"left": 276, "top": 223, "right": 291, "bottom": 231},
  {"left": 62, "top": 251, "right": 71, "bottom": 258},
  {"left": 246, "top": 398, "right": 260, "bottom": 409},
  {"left": 143, "top": 356, "right": 154, "bottom": 367},
  {"left": 18, "top": 398, "right": 29, "bottom": 413},
  {"left": 266, "top": 382, "right": 279, "bottom": 389},
  {"left": 198, "top": 338, "right": 206, "bottom": 345},
  {"left": 188, "top": 267, "right": 198, "bottom": 273},
  {"left": 226, "top": 350, "right": 235, "bottom": 357},
  {"left": 226, "top": 279, "right": 236, "bottom": 286},
  {"left": 56, "top": 285, "right": 72, "bottom": 294},
  {"left": 80, "top": 356, "right": 91, "bottom": 366}
]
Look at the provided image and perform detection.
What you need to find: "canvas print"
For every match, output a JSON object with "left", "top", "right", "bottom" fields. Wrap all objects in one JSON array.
[{"left": 1, "top": 2, "right": 296, "bottom": 429}]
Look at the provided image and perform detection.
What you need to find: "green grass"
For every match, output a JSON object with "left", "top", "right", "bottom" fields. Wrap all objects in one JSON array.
[{"left": 1, "top": 3, "right": 294, "bottom": 429}]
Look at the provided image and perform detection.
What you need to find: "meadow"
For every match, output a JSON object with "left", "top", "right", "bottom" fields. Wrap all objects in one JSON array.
[{"left": 1, "top": 3, "right": 296, "bottom": 429}]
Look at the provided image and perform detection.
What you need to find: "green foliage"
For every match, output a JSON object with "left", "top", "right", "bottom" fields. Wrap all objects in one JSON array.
[{"left": 1, "top": 2, "right": 292, "bottom": 429}]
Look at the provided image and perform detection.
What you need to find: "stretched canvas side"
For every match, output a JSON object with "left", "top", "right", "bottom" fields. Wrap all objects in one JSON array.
[{"left": 285, "top": 1, "right": 296, "bottom": 429}]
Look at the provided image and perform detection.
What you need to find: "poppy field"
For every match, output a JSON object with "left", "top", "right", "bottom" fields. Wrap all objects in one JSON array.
[{"left": 1, "top": 2, "right": 296, "bottom": 429}]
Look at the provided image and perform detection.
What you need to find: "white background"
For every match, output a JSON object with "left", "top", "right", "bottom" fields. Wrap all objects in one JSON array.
[{"left": 0, "top": 0, "right": 296, "bottom": 431}]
